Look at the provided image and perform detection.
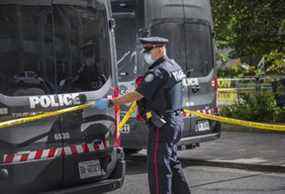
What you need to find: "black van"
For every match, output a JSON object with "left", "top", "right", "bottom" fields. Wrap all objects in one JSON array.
[
  {"left": 112, "top": 0, "right": 221, "bottom": 153},
  {"left": 0, "top": 0, "right": 125, "bottom": 193}
]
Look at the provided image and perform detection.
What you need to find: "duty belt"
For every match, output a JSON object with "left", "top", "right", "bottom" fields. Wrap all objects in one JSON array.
[
  {"left": 146, "top": 110, "right": 182, "bottom": 119},
  {"left": 164, "top": 110, "right": 182, "bottom": 116}
]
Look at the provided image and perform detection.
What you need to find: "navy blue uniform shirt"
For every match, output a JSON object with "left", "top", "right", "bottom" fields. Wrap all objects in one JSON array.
[
  {"left": 136, "top": 56, "right": 186, "bottom": 115},
  {"left": 136, "top": 57, "right": 167, "bottom": 102}
]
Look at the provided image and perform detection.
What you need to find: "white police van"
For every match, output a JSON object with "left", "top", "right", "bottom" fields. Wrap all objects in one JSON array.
[
  {"left": 112, "top": 0, "right": 221, "bottom": 154},
  {"left": 0, "top": 0, "right": 125, "bottom": 193}
]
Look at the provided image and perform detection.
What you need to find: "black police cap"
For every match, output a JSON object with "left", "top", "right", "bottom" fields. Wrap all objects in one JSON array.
[{"left": 139, "top": 36, "right": 169, "bottom": 46}]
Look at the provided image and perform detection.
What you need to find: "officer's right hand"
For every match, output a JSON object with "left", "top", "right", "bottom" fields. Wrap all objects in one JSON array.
[{"left": 91, "top": 98, "right": 110, "bottom": 110}]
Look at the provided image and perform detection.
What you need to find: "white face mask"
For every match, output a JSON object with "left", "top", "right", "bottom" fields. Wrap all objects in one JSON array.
[{"left": 144, "top": 53, "right": 155, "bottom": 65}]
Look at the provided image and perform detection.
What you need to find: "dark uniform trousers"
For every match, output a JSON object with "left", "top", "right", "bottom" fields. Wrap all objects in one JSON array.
[{"left": 147, "top": 112, "right": 191, "bottom": 194}]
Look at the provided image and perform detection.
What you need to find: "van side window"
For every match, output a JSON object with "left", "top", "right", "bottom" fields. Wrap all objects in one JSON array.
[{"left": 114, "top": 15, "right": 137, "bottom": 82}]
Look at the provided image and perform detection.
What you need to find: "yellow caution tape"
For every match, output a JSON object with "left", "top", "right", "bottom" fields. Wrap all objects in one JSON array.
[
  {"left": 183, "top": 109, "right": 285, "bottom": 132},
  {"left": 119, "top": 103, "right": 285, "bottom": 132},
  {"left": 0, "top": 100, "right": 133, "bottom": 131},
  {"left": 218, "top": 88, "right": 284, "bottom": 95},
  {"left": 0, "top": 102, "right": 94, "bottom": 129},
  {"left": 118, "top": 103, "right": 153, "bottom": 130},
  {"left": 1, "top": 101, "right": 285, "bottom": 133},
  {"left": 118, "top": 102, "right": 138, "bottom": 130}
]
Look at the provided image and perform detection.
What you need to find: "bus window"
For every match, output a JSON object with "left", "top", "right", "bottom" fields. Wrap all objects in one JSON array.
[{"left": 0, "top": 5, "right": 111, "bottom": 96}]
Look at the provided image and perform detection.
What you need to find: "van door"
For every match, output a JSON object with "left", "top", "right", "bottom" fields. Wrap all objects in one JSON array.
[
  {"left": 145, "top": 0, "right": 217, "bottom": 137},
  {"left": 182, "top": 21, "right": 217, "bottom": 136},
  {"left": 0, "top": 3, "right": 64, "bottom": 193},
  {"left": 50, "top": 2, "right": 118, "bottom": 187}
]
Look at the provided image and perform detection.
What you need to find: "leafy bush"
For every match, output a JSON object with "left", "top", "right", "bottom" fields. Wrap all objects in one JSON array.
[
  {"left": 220, "top": 93, "right": 285, "bottom": 123},
  {"left": 264, "top": 50, "right": 285, "bottom": 75}
]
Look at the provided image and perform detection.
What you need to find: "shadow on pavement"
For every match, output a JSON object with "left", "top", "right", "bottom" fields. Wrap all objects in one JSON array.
[
  {"left": 125, "top": 153, "right": 285, "bottom": 176},
  {"left": 125, "top": 155, "right": 147, "bottom": 175},
  {"left": 125, "top": 154, "right": 195, "bottom": 175}
]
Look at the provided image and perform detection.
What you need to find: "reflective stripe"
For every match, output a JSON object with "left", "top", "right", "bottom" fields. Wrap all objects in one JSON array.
[
  {"left": 94, "top": 143, "right": 100, "bottom": 151},
  {"left": 20, "top": 154, "right": 29, "bottom": 162},
  {"left": 1, "top": 141, "right": 108, "bottom": 165},
  {"left": 99, "top": 142, "right": 105, "bottom": 150},
  {"left": 28, "top": 151, "right": 37, "bottom": 161},
  {"left": 76, "top": 144, "right": 83, "bottom": 154},
  {"left": 70, "top": 145, "right": 78, "bottom": 155},
  {"left": 35, "top": 150, "right": 43, "bottom": 160},
  {"left": 13, "top": 154, "right": 22, "bottom": 163},
  {"left": 103, "top": 139, "right": 109, "bottom": 148},
  {"left": 4, "top": 154, "right": 14, "bottom": 164},
  {"left": 88, "top": 143, "right": 95, "bottom": 152},
  {"left": 64, "top": 146, "right": 72, "bottom": 156},
  {"left": 41, "top": 149, "right": 50, "bottom": 160},
  {"left": 48, "top": 147, "right": 57, "bottom": 158},
  {"left": 54, "top": 147, "right": 63, "bottom": 157},
  {"left": 82, "top": 143, "right": 89, "bottom": 153}
]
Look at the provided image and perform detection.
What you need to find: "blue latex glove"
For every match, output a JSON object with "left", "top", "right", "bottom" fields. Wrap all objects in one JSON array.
[{"left": 92, "top": 98, "right": 110, "bottom": 110}]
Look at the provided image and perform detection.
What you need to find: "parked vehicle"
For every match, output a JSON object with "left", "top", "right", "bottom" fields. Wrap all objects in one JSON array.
[
  {"left": 0, "top": 0, "right": 124, "bottom": 194},
  {"left": 112, "top": 0, "right": 221, "bottom": 153}
]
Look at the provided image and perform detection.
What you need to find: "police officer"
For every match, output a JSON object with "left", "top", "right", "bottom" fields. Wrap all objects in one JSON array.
[{"left": 94, "top": 36, "right": 191, "bottom": 194}]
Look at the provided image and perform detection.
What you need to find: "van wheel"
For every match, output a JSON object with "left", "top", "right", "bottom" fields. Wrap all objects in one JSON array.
[{"left": 124, "top": 148, "right": 141, "bottom": 155}]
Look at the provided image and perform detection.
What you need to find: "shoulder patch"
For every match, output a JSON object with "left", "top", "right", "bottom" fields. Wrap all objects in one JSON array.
[{"left": 144, "top": 73, "right": 155, "bottom": 82}]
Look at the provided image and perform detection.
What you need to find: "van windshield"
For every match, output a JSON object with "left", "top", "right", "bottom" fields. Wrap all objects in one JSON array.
[
  {"left": 151, "top": 22, "right": 213, "bottom": 77},
  {"left": 0, "top": 4, "right": 111, "bottom": 96}
]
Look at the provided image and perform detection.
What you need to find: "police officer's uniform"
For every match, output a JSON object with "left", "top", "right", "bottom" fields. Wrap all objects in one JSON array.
[{"left": 136, "top": 37, "right": 191, "bottom": 194}]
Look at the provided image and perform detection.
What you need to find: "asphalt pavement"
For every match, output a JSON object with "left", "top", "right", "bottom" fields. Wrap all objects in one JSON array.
[
  {"left": 179, "top": 130, "right": 285, "bottom": 172},
  {"left": 109, "top": 165, "right": 285, "bottom": 194},
  {"left": 134, "top": 129, "right": 285, "bottom": 172},
  {"left": 108, "top": 129, "right": 285, "bottom": 194}
]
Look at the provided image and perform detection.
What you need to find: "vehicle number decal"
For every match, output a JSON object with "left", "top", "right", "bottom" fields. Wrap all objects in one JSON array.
[
  {"left": 54, "top": 132, "right": 70, "bottom": 140},
  {"left": 0, "top": 108, "right": 8, "bottom": 115},
  {"left": 197, "top": 121, "right": 210, "bottom": 132},
  {"left": 78, "top": 160, "right": 105, "bottom": 179}
]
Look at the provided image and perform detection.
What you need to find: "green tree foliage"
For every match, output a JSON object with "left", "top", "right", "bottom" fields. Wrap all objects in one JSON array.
[
  {"left": 212, "top": 0, "right": 285, "bottom": 59},
  {"left": 264, "top": 50, "right": 285, "bottom": 75},
  {"left": 221, "top": 93, "right": 285, "bottom": 123}
]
